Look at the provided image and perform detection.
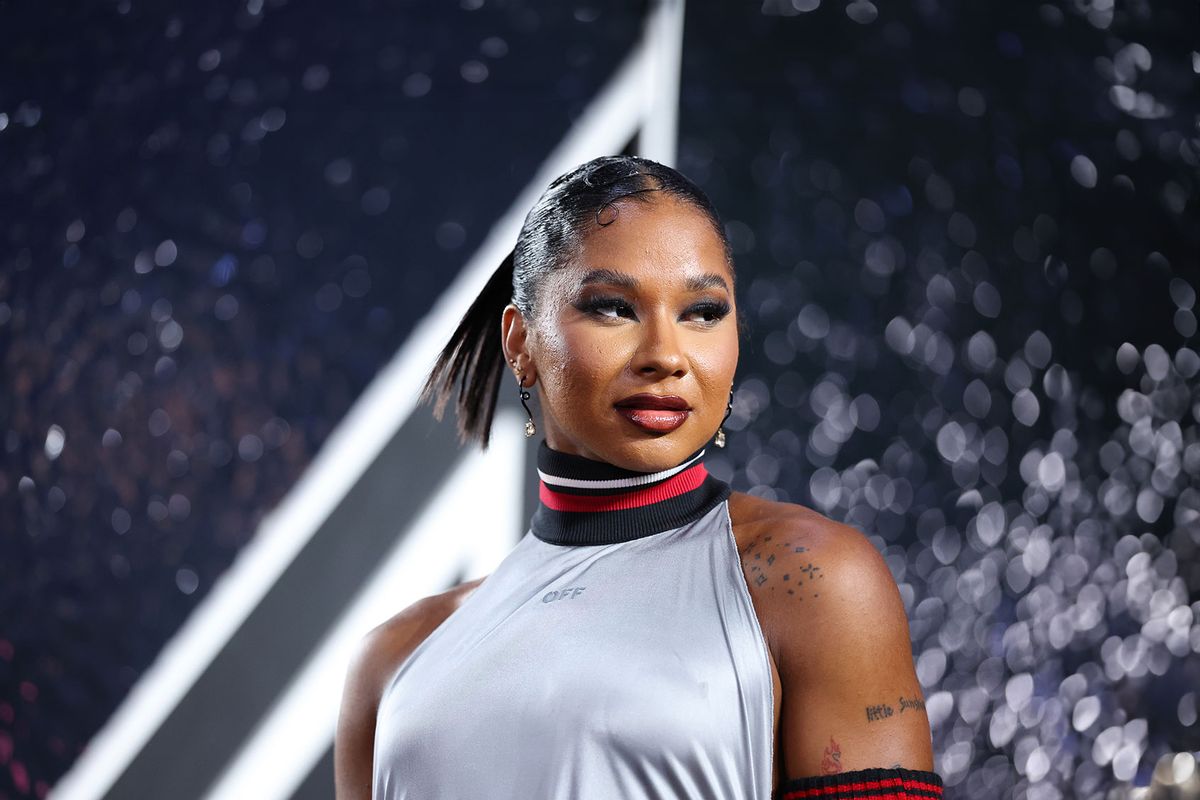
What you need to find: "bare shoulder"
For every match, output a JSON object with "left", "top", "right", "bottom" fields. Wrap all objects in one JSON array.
[
  {"left": 728, "top": 490, "right": 890, "bottom": 586},
  {"left": 727, "top": 491, "right": 905, "bottom": 664},
  {"left": 334, "top": 576, "right": 486, "bottom": 800},
  {"left": 729, "top": 492, "right": 932, "bottom": 774},
  {"left": 352, "top": 575, "right": 486, "bottom": 701}
]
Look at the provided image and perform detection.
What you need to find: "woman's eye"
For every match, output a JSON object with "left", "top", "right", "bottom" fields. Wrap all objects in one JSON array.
[
  {"left": 575, "top": 297, "right": 731, "bottom": 323},
  {"left": 686, "top": 300, "right": 732, "bottom": 324},
  {"left": 577, "top": 297, "right": 635, "bottom": 319}
]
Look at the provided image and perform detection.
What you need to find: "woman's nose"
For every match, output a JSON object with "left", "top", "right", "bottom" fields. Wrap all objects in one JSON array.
[{"left": 632, "top": 313, "right": 687, "bottom": 376}]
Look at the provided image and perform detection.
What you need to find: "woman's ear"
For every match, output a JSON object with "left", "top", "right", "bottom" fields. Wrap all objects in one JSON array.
[{"left": 501, "top": 303, "right": 537, "bottom": 385}]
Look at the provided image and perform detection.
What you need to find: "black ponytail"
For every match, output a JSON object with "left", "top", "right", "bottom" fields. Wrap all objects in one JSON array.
[
  {"left": 418, "top": 248, "right": 516, "bottom": 450},
  {"left": 420, "top": 155, "right": 737, "bottom": 450}
]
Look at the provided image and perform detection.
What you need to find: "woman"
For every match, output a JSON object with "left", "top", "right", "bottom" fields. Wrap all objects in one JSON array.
[{"left": 335, "top": 156, "right": 943, "bottom": 799}]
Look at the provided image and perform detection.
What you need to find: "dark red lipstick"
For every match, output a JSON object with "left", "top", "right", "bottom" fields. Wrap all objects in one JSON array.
[{"left": 614, "top": 394, "right": 691, "bottom": 433}]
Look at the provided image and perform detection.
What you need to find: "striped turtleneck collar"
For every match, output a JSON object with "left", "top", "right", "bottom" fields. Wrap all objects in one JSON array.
[{"left": 530, "top": 439, "right": 732, "bottom": 546}]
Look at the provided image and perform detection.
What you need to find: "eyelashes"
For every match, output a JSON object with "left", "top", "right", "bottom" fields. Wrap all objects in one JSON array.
[
  {"left": 574, "top": 296, "right": 732, "bottom": 324},
  {"left": 683, "top": 300, "right": 733, "bottom": 324},
  {"left": 575, "top": 297, "right": 636, "bottom": 319}
]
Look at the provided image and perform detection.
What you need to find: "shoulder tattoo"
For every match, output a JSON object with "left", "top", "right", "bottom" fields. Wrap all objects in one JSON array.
[{"left": 741, "top": 532, "right": 825, "bottom": 601}]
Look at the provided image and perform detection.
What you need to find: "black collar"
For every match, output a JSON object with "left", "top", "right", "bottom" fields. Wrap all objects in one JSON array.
[{"left": 530, "top": 440, "right": 732, "bottom": 546}]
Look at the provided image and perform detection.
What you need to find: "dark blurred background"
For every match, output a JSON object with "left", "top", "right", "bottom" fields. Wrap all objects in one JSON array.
[{"left": 1, "top": 0, "right": 1197, "bottom": 798}]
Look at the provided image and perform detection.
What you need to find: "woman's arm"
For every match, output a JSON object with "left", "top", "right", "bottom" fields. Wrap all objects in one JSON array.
[
  {"left": 334, "top": 578, "right": 485, "bottom": 800},
  {"left": 750, "top": 513, "right": 939, "bottom": 796}
]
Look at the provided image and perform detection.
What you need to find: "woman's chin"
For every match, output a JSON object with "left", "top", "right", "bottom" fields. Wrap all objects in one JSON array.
[{"left": 604, "top": 432, "right": 709, "bottom": 471}]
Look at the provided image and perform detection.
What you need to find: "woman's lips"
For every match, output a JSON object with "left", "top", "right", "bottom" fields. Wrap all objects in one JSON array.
[{"left": 615, "top": 407, "right": 690, "bottom": 432}]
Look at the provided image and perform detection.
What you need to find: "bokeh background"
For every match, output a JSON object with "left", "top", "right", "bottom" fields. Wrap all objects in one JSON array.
[{"left": 2, "top": 0, "right": 1198, "bottom": 798}]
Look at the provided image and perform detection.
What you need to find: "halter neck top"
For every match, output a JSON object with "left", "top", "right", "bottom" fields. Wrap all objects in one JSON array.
[{"left": 372, "top": 440, "right": 775, "bottom": 799}]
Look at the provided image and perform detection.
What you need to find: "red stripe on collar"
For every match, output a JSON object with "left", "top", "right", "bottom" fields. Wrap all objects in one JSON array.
[{"left": 538, "top": 462, "right": 709, "bottom": 512}]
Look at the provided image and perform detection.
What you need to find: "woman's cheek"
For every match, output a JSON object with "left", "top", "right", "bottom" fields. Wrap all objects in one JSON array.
[
  {"left": 564, "top": 329, "right": 623, "bottom": 383},
  {"left": 558, "top": 357, "right": 606, "bottom": 404},
  {"left": 537, "top": 331, "right": 594, "bottom": 405},
  {"left": 690, "top": 340, "right": 737, "bottom": 382}
]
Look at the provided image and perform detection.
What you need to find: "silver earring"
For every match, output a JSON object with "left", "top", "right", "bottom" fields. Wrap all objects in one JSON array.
[
  {"left": 714, "top": 389, "right": 733, "bottom": 448},
  {"left": 511, "top": 358, "right": 535, "bottom": 437}
]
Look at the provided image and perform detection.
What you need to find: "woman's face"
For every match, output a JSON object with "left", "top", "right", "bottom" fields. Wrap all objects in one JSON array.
[{"left": 503, "top": 195, "right": 739, "bottom": 472}]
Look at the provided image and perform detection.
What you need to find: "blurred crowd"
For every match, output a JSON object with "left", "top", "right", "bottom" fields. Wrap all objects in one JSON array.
[{"left": 1, "top": 0, "right": 1197, "bottom": 797}]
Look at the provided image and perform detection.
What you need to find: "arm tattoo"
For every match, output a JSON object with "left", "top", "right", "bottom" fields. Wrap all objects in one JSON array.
[
  {"left": 866, "top": 702, "right": 894, "bottom": 722},
  {"left": 866, "top": 695, "right": 926, "bottom": 722},
  {"left": 820, "top": 736, "right": 842, "bottom": 774}
]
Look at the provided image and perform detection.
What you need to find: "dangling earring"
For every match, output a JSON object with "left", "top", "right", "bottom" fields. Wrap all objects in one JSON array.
[
  {"left": 714, "top": 388, "right": 734, "bottom": 448},
  {"left": 511, "top": 358, "right": 535, "bottom": 437}
]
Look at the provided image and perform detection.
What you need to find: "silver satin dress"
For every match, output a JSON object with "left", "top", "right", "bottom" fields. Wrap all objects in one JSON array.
[{"left": 371, "top": 498, "right": 775, "bottom": 799}]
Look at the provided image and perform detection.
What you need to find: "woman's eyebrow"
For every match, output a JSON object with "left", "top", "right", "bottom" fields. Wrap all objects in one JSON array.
[
  {"left": 578, "top": 268, "right": 730, "bottom": 293},
  {"left": 685, "top": 272, "right": 731, "bottom": 293},
  {"left": 579, "top": 268, "right": 639, "bottom": 289}
]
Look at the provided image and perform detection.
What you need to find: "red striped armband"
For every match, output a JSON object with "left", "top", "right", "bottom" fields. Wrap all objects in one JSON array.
[{"left": 775, "top": 767, "right": 944, "bottom": 799}]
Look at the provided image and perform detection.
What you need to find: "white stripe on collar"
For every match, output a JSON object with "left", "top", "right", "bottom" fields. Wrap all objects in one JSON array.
[{"left": 538, "top": 449, "right": 706, "bottom": 490}]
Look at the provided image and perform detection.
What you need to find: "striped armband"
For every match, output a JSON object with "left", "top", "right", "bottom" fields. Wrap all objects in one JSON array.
[{"left": 775, "top": 767, "right": 944, "bottom": 799}]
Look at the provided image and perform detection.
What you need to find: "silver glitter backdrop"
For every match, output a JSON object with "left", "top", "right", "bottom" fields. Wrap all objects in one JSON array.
[{"left": 2, "top": 0, "right": 1198, "bottom": 798}]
